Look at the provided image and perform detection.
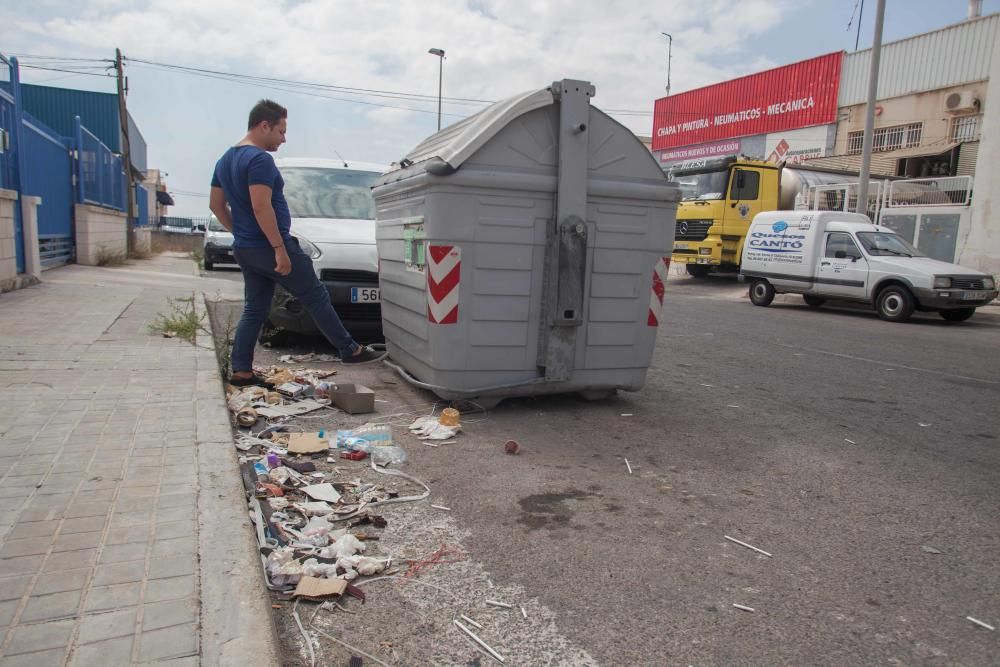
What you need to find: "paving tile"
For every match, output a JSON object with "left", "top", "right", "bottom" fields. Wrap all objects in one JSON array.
[
  {"left": 110, "top": 511, "right": 150, "bottom": 529},
  {"left": 42, "top": 548, "right": 96, "bottom": 573},
  {"left": 147, "top": 555, "right": 195, "bottom": 581},
  {"left": 17, "top": 508, "right": 64, "bottom": 523},
  {"left": 151, "top": 537, "right": 196, "bottom": 559},
  {"left": 31, "top": 568, "right": 89, "bottom": 596},
  {"left": 152, "top": 521, "right": 190, "bottom": 540},
  {"left": 64, "top": 501, "right": 111, "bottom": 519},
  {"left": 156, "top": 493, "right": 196, "bottom": 510},
  {"left": 104, "top": 526, "right": 149, "bottom": 546},
  {"left": 92, "top": 561, "right": 146, "bottom": 587},
  {"left": 0, "top": 537, "right": 53, "bottom": 559},
  {"left": 0, "top": 576, "right": 33, "bottom": 602},
  {"left": 115, "top": 496, "right": 156, "bottom": 513},
  {"left": 99, "top": 542, "right": 149, "bottom": 565},
  {"left": 0, "top": 598, "right": 18, "bottom": 626},
  {"left": 83, "top": 582, "right": 143, "bottom": 614},
  {"left": 68, "top": 635, "right": 134, "bottom": 666},
  {"left": 19, "top": 590, "right": 83, "bottom": 623},
  {"left": 0, "top": 555, "right": 43, "bottom": 576},
  {"left": 0, "top": 647, "right": 68, "bottom": 667},
  {"left": 141, "top": 597, "right": 197, "bottom": 631},
  {"left": 143, "top": 576, "right": 195, "bottom": 603},
  {"left": 77, "top": 607, "right": 137, "bottom": 645},
  {"left": 59, "top": 516, "right": 107, "bottom": 535},
  {"left": 5, "top": 520, "right": 60, "bottom": 540},
  {"left": 51, "top": 531, "right": 103, "bottom": 553},
  {"left": 4, "top": 619, "right": 74, "bottom": 655},
  {"left": 137, "top": 622, "right": 198, "bottom": 662}
]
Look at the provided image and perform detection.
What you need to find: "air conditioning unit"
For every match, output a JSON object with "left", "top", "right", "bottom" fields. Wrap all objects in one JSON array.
[{"left": 944, "top": 90, "right": 980, "bottom": 114}]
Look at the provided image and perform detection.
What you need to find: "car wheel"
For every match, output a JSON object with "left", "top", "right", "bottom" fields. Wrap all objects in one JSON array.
[
  {"left": 803, "top": 295, "right": 826, "bottom": 308},
  {"left": 876, "top": 285, "right": 914, "bottom": 322},
  {"left": 686, "top": 264, "right": 711, "bottom": 278},
  {"left": 940, "top": 307, "right": 976, "bottom": 322},
  {"left": 749, "top": 280, "right": 775, "bottom": 306},
  {"left": 204, "top": 258, "right": 214, "bottom": 271}
]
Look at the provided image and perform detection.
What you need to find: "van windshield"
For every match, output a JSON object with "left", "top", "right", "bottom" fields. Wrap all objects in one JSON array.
[
  {"left": 856, "top": 232, "right": 925, "bottom": 258},
  {"left": 280, "top": 167, "right": 380, "bottom": 220},
  {"left": 670, "top": 170, "right": 729, "bottom": 201}
]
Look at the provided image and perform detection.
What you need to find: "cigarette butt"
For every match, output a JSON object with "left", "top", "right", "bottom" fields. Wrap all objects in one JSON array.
[
  {"left": 424, "top": 442, "right": 439, "bottom": 447},
  {"left": 727, "top": 404, "right": 740, "bottom": 408},
  {"left": 454, "top": 620, "right": 505, "bottom": 663},
  {"left": 625, "top": 458, "right": 633, "bottom": 475},
  {"left": 733, "top": 603, "right": 755, "bottom": 613},
  {"left": 487, "top": 579, "right": 494, "bottom": 588},
  {"left": 461, "top": 614, "right": 483, "bottom": 629},
  {"left": 724, "top": 535, "right": 773, "bottom": 558},
  {"left": 486, "top": 599, "right": 512, "bottom": 609},
  {"left": 844, "top": 439, "right": 856, "bottom": 444},
  {"left": 431, "top": 504, "right": 451, "bottom": 511},
  {"left": 520, "top": 606, "right": 527, "bottom": 619},
  {"left": 966, "top": 616, "right": 995, "bottom": 631},
  {"left": 620, "top": 413, "right": 633, "bottom": 417},
  {"left": 271, "top": 604, "right": 283, "bottom": 609}
]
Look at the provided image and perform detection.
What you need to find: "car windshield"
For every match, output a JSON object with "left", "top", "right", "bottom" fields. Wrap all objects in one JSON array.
[
  {"left": 670, "top": 169, "right": 729, "bottom": 201},
  {"left": 856, "top": 232, "right": 925, "bottom": 257},
  {"left": 280, "top": 167, "right": 380, "bottom": 220},
  {"left": 207, "top": 218, "right": 227, "bottom": 232}
]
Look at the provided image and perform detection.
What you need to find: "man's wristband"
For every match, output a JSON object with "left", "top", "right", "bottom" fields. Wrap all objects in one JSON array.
[{"left": 272, "top": 243, "right": 283, "bottom": 249}]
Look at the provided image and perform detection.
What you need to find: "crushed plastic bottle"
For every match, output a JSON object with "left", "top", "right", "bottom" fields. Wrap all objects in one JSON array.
[{"left": 370, "top": 445, "right": 407, "bottom": 466}]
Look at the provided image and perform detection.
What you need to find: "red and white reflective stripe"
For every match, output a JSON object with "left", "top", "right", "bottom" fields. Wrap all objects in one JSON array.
[
  {"left": 427, "top": 245, "right": 461, "bottom": 324},
  {"left": 647, "top": 256, "right": 670, "bottom": 326}
]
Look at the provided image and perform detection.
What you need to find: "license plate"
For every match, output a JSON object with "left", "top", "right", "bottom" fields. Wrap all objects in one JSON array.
[
  {"left": 963, "top": 291, "right": 989, "bottom": 300},
  {"left": 674, "top": 243, "right": 689, "bottom": 249},
  {"left": 351, "top": 287, "right": 380, "bottom": 303}
]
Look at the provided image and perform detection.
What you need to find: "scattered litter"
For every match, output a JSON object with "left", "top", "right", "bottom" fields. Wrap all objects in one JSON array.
[
  {"left": 438, "top": 440, "right": 457, "bottom": 446},
  {"left": 236, "top": 407, "right": 258, "bottom": 427},
  {"left": 520, "top": 606, "right": 527, "bottom": 619},
  {"left": 727, "top": 405, "right": 740, "bottom": 408},
  {"left": 724, "top": 535, "right": 773, "bottom": 558},
  {"left": 287, "top": 432, "right": 330, "bottom": 455},
  {"left": 431, "top": 504, "right": 452, "bottom": 511},
  {"left": 302, "top": 483, "right": 342, "bottom": 503},
  {"left": 733, "top": 603, "right": 755, "bottom": 613},
  {"left": 700, "top": 383, "right": 714, "bottom": 387},
  {"left": 918, "top": 423, "right": 931, "bottom": 427},
  {"left": 405, "top": 544, "right": 464, "bottom": 579},
  {"left": 625, "top": 458, "right": 633, "bottom": 475},
  {"left": 504, "top": 440, "right": 520, "bottom": 455},
  {"left": 410, "top": 414, "right": 462, "bottom": 440},
  {"left": 487, "top": 579, "right": 493, "bottom": 589},
  {"left": 424, "top": 442, "right": 439, "bottom": 448},
  {"left": 439, "top": 408, "right": 461, "bottom": 427},
  {"left": 620, "top": 413, "right": 633, "bottom": 417},
  {"left": 461, "top": 614, "right": 483, "bottom": 629},
  {"left": 844, "top": 439, "right": 856, "bottom": 445},
  {"left": 966, "top": 616, "right": 995, "bottom": 631},
  {"left": 256, "top": 400, "right": 327, "bottom": 419},
  {"left": 329, "top": 383, "right": 376, "bottom": 414},
  {"left": 293, "top": 576, "right": 348, "bottom": 600},
  {"left": 454, "top": 619, "right": 505, "bottom": 664},
  {"left": 485, "top": 600, "right": 513, "bottom": 609},
  {"left": 885, "top": 368, "right": 895, "bottom": 372},
  {"left": 162, "top": 330, "right": 177, "bottom": 338},
  {"left": 922, "top": 545, "right": 943, "bottom": 554}
]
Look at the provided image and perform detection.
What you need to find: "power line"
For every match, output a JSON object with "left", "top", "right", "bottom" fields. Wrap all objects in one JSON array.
[{"left": 19, "top": 64, "right": 115, "bottom": 78}]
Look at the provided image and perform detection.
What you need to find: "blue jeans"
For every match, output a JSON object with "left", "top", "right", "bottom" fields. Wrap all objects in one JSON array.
[{"left": 231, "top": 237, "right": 359, "bottom": 372}]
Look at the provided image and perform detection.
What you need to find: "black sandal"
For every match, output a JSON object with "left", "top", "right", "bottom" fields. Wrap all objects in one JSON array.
[{"left": 228, "top": 375, "right": 275, "bottom": 389}]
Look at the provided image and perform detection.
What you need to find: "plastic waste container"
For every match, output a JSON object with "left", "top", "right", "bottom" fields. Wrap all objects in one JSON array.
[{"left": 373, "top": 79, "right": 679, "bottom": 406}]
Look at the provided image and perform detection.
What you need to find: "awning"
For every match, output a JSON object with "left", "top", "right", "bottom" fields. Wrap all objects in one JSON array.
[
  {"left": 802, "top": 143, "right": 959, "bottom": 176},
  {"left": 156, "top": 190, "right": 175, "bottom": 206}
]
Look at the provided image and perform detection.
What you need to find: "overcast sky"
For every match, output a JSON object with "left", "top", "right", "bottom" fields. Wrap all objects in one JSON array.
[{"left": 3, "top": 0, "right": 996, "bottom": 216}]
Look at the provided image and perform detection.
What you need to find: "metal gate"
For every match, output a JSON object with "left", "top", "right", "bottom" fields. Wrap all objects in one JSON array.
[{"left": 23, "top": 114, "right": 75, "bottom": 267}]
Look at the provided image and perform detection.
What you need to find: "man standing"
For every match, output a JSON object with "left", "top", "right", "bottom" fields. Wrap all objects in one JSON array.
[{"left": 210, "top": 99, "right": 385, "bottom": 386}]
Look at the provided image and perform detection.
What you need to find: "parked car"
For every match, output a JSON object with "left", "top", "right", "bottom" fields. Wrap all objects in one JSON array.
[
  {"left": 268, "top": 158, "right": 387, "bottom": 341},
  {"left": 159, "top": 217, "right": 204, "bottom": 234},
  {"left": 203, "top": 215, "right": 235, "bottom": 270},
  {"left": 739, "top": 211, "right": 998, "bottom": 322}
]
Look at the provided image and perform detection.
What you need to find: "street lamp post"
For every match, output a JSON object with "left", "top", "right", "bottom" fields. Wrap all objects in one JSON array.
[
  {"left": 428, "top": 48, "right": 445, "bottom": 131},
  {"left": 661, "top": 32, "right": 672, "bottom": 95}
]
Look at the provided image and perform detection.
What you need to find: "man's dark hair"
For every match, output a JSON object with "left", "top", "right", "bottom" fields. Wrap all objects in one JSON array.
[{"left": 248, "top": 99, "right": 287, "bottom": 130}]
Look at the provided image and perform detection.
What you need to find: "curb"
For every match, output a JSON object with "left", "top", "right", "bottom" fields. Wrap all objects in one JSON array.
[{"left": 194, "top": 292, "right": 281, "bottom": 667}]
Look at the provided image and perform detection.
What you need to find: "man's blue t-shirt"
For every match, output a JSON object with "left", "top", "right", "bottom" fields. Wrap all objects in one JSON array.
[{"left": 211, "top": 146, "right": 292, "bottom": 249}]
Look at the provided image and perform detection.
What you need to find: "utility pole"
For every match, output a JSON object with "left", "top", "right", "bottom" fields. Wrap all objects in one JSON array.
[
  {"left": 661, "top": 33, "right": 673, "bottom": 95},
  {"left": 115, "top": 48, "right": 136, "bottom": 251},
  {"left": 856, "top": 0, "right": 885, "bottom": 216}
]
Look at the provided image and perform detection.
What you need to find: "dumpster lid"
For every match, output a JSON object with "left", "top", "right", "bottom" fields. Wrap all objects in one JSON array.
[{"left": 394, "top": 87, "right": 556, "bottom": 175}]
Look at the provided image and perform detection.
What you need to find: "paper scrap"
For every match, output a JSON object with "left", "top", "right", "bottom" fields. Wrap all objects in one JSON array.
[
  {"left": 302, "top": 483, "right": 341, "bottom": 503},
  {"left": 293, "top": 576, "right": 347, "bottom": 600},
  {"left": 256, "top": 400, "right": 328, "bottom": 419},
  {"left": 287, "top": 432, "right": 330, "bottom": 454}
]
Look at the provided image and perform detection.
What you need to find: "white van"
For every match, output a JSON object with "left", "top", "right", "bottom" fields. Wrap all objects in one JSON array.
[{"left": 739, "top": 211, "right": 997, "bottom": 322}]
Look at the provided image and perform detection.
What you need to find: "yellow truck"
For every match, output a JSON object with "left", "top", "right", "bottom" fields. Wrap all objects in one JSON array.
[{"left": 668, "top": 156, "right": 863, "bottom": 277}]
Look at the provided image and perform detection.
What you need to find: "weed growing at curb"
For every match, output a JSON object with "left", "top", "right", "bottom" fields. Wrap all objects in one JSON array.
[
  {"left": 148, "top": 294, "right": 206, "bottom": 344},
  {"left": 96, "top": 247, "right": 130, "bottom": 267}
]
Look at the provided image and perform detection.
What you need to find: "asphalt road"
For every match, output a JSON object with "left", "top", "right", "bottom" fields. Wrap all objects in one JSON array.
[{"left": 207, "top": 267, "right": 1000, "bottom": 666}]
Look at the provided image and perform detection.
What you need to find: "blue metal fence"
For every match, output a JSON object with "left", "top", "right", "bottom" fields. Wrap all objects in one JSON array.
[
  {"left": 135, "top": 182, "right": 149, "bottom": 226},
  {"left": 75, "top": 116, "right": 125, "bottom": 211},
  {"left": 22, "top": 112, "right": 74, "bottom": 266},
  {"left": 1, "top": 55, "right": 26, "bottom": 273}
]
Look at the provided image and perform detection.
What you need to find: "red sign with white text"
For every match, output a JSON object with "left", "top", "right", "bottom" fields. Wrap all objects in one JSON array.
[{"left": 652, "top": 52, "right": 842, "bottom": 151}]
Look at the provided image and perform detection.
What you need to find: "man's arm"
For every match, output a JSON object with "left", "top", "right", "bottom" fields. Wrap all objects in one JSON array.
[
  {"left": 208, "top": 187, "right": 233, "bottom": 231},
  {"left": 249, "top": 184, "right": 291, "bottom": 275}
]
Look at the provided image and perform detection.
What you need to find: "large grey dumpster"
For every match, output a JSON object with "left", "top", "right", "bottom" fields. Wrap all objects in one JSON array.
[{"left": 373, "top": 79, "right": 679, "bottom": 405}]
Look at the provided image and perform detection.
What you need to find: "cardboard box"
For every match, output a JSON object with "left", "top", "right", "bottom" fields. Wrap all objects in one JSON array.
[{"left": 329, "top": 384, "right": 375, "bottom": 414}]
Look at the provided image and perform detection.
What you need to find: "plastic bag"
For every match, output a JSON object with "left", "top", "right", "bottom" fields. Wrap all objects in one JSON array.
[
  {"left": 319, "top": 534, "right": 366, "bottom": 559},
  {"left": 371, "top": 446, "right": 407, "bottom": 465}
]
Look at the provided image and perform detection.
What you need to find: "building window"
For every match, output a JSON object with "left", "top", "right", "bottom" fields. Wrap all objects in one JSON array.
[
  {"left": 847, "top": 123, "right": 923, "bottom": 154},
  {"left": 950, "top": 115, "right": 980, "bottom": 142}
]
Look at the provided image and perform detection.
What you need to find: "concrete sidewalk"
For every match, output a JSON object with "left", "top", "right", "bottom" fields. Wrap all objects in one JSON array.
[{"left": 0, "top": 254, "right": 275, "bottom": 666}]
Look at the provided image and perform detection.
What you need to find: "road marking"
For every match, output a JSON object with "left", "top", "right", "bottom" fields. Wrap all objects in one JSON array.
[{"left": 776, "top": 344, "right": 1000, "bottom": 385}]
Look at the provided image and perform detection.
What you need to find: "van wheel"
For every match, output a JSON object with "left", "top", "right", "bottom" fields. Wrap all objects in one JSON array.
[
  {"left": 749, "top": 280, "right": 775, "bottom": 306},
  {"left": 204, "top": 259, "right": 214, "bottom": 271},
  {"left": 686, "top": 265, "right": 711, "bottom": 278},
  {"left": 876, "top": 285, "right": 914, "bottom": 322},
  {"left": 803, "top": 295, "right": 826, "bottom": 308},
  {"left": 940, "top": 307, "right": 975, "bottom": 322}
]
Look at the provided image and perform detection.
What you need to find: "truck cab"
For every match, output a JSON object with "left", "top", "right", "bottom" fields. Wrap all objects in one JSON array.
[
  {"left": 669, "top": 157, "right": 779, "bottom": 276},
  {"left": 739, "top": 211, "right": 998, "bottom": 322}
]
